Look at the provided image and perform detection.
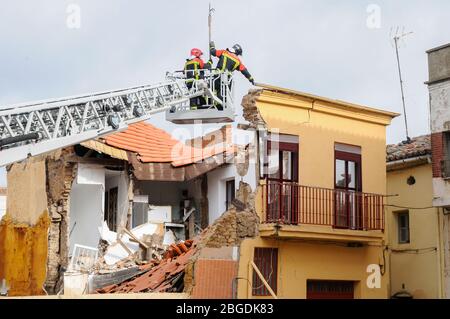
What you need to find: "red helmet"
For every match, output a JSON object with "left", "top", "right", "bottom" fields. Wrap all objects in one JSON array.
[{"left": 190, "top": 48, "right": 203, "bottom": 58}]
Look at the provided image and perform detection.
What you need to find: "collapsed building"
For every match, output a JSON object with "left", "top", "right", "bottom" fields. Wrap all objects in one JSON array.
[
  {"left": 1, "top": 82, "right": 399, "bottom": 299},
  {"left": 0, "top": 120, "right": 258, "bottom": 296}
]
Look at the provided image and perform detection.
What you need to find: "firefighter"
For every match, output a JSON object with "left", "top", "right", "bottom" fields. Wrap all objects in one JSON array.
[
  {"left": 184, "top": 48, "right": 212, "bottom": 110},
  {"left": 209, "top": 42, "right": 254, "bottom": 109}
]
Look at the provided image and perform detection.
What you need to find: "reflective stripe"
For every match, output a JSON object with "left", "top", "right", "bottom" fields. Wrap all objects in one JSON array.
[
  {"left": 232, "top": 60, "right": 239, "bottom": 71},
  {"left": 185, "top": 60, "right": 201, "bottom": 80},
  {"left": 223, "top": 52, "right": 240, "bottom": 71},
  {"left": 221, "top": 56, "right": 228, "bottom": 72}
]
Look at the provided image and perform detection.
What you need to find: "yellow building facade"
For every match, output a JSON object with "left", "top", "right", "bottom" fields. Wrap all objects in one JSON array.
[
  {"left": 386, "top": 135, "right": 444, "bottom": 298},
  {"left": 237, "top": 85, "right": 398, "bottom": 299}
]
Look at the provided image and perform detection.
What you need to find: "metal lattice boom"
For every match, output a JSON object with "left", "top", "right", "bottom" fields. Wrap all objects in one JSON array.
[{"left": 0, "top": 77, "right": 208, "bottom": 166}]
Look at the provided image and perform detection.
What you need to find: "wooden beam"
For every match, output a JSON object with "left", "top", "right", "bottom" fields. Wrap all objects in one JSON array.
[
  {"left": 128, "top": 153, "right": 185, "bottom": 181},
  {"left": 184, "top": 153, "right": 234, "bottom": 181},
  {"left": 250, "top": 261, "right": 278, "bottom": 299},
  {"left": 122, "top": 228, "right": 149, "bottom": 250},
  {"left": 64, "top": 155, "right": 124, "bottom": 167},
  {"left": 200, "top": 175, "right": 209, "bottom": 229}
]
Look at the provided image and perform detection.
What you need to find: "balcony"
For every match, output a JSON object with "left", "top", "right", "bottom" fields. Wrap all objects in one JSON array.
[{"left": 260, "top": 181, "right": 385, "bottom": 243}]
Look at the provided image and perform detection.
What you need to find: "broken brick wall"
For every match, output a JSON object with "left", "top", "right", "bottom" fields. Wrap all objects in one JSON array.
[
  {"left": 185, "top": 182, "right": 259, "bottom": 298},
  {"left": 44, "top": 148, "right": 77, "bottom": 294},
  {"left": 241, "top": 89, "right": 265, "bottom": 127}
]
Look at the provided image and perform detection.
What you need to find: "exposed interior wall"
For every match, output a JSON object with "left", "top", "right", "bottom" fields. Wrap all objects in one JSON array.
[
  {"left": 387, "top": 163, "right": 442, "bottom": 298},
  {"left": 105, "top": 170, "right": 129, "bottom": 230},
  {"left": 69, "top": 184, "right": 104, "bottom": 252},
  {"left": 0, "top": 156, "right": 49, "bottom": 296},
  {"left": 135, "top": 181, "right": 185, "bottom": 222},
  {"left": 206, "top": 128, "right": 259, "bottom": 226},
  {"left": 207, "top": 164, "right": 236, "bottom": 225},
  {"left": 69, "top": 165, "right": 105, "bottom": 253},
  {"left": 135, "top": 179, "right": 205, "bottom": 224}
]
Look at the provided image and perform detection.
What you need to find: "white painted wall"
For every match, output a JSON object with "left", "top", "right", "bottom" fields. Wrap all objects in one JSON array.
[
  {"left": 206, "top": 129, "right": 258, "bottom": 225},
  {"left": 105, "top": 170, "right": 129, "bottom": 229},
  {"left": 69, "top": 184, "right": 104, "bottom": 254},
  {"left": 0, "top": 195, "right": 6, "bottom": 219},
  {"left": 207, "top": 164, "right": 236, "bottom": 224},
  {"left": 69, "top": 165, "right": 105, "bottom": 254}
]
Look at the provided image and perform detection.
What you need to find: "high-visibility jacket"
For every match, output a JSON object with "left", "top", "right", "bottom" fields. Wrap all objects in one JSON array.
[
  {"left": 210, "top": 45, "right": 254, "bottom": 82},
  {"left": 184, "top": 57, "right": 212, "bottom": 82}
]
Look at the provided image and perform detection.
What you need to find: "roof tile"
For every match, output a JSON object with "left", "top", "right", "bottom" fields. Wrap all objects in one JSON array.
[
  {"left": 104, "top": 122, "right": 235, "bottom": 166},
  {"left": 386, "top": 135, "right": 431, "bottom": 162}
]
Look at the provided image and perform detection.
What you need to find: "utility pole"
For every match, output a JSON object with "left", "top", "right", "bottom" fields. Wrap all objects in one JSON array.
[{"left": 392, "top": 28, "right": 413, "bottom": 143}]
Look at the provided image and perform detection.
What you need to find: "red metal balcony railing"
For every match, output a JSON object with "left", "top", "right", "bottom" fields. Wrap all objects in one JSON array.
[{"left": 262, "top": 180, "right": 385, "bottom": 231}]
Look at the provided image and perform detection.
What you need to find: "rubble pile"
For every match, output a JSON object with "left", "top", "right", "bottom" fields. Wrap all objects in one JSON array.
[{"left": 96, "top": 239, "right": 196, "bottom": 294}]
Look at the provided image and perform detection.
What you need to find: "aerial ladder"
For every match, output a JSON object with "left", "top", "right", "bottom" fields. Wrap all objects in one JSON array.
[{"left": 0, "top": 70, "right": 235, "bottom": 167}]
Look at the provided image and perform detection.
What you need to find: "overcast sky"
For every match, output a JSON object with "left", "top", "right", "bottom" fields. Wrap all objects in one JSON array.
[{"left": 1, "top": 0, "right": 450, "bottom": 187}]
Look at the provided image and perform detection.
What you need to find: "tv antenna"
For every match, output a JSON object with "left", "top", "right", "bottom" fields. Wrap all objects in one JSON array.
[{"left": 391, "top": 27, "right": 413, "bottom": 143}]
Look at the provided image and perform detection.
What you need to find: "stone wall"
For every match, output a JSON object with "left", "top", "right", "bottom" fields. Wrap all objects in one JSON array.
[
  {"left": 44, "top": 148, "right": 77, "bottom": 294},
  {"left": 241, "top": 89, "right": 265, "bottom": 127}
]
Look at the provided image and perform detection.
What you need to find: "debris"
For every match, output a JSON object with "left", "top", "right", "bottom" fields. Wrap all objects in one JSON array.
[
  {"left": 63, "top": 272, "right": 89, "bottom": 296},
  {"left": 0, "top": 279, "right": 9, "bottom": 296},
  {"left": 89, "top": 266, "right": 142, "bottom": 292},
  {"left": 96, "top": 240, "right": 196, "bottom": 294},
  {"left": 69, "top": 244, "right": 98, "bottom": 273},
  {"left": 163, "top": 229, "right": 176, "bottom": 246},
  {"left": 97, "top": 221, "right": 165, "bottom": 267}
]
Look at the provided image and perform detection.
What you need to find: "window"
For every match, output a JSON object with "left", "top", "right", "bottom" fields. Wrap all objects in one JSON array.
[
  {"left": 442, "top": 132, "right": 450, "bottom": 178},
  {"left": 334, "top": 144, "right": 361, "bottom": 191},
  {"left": 252, "top": 248, "right": 278, "bottom": 296},
  {"left": 307, "top": 280, "right": 354, "bottom": 299},
  {"left": 397, "top": 211, "right": 410, "bottom": 244},
  {"left": 264, "top": 134, "right": 299, "bottom": 224},
  {"left": 334, "top": 144, "right": 362, "bottom": 230},
  {"left": 132, "top": 195, "right": 149, "bottom": 228},
  {"left": 225, "top": 179, "right": 235, "bottom": 210},
  {"left": 105, "top": 187, "right": 118, "bottom": 231},
  {"left": 264, "top": 134, "right": 299, "bottom": 182}
]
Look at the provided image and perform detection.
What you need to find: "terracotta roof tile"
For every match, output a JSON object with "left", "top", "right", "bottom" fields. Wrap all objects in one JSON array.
[
  {"left": 386, "top": 135, "right": 431, "bottom": 162},
  {"left": 96, "top": 240, "right": 197, "bottom": 294},
  {"left": 104, "top": 122, "right": 235, "bottom": 167}
]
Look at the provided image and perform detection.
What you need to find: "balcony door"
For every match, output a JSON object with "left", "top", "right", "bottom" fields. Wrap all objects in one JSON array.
[
  {"left": 266, "top": 135, "right": 299, "bottom": 224},
  {"left": 334, "top": 144, "right": 362, "bottom": 229}
]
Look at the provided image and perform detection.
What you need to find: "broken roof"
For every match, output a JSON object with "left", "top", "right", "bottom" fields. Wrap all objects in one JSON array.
[
  {"left": 103, "top": 122, "right": 235, "bottom": 167},
  {"left": 386, "top": 135, "right": 431, "bottom": 162}
]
